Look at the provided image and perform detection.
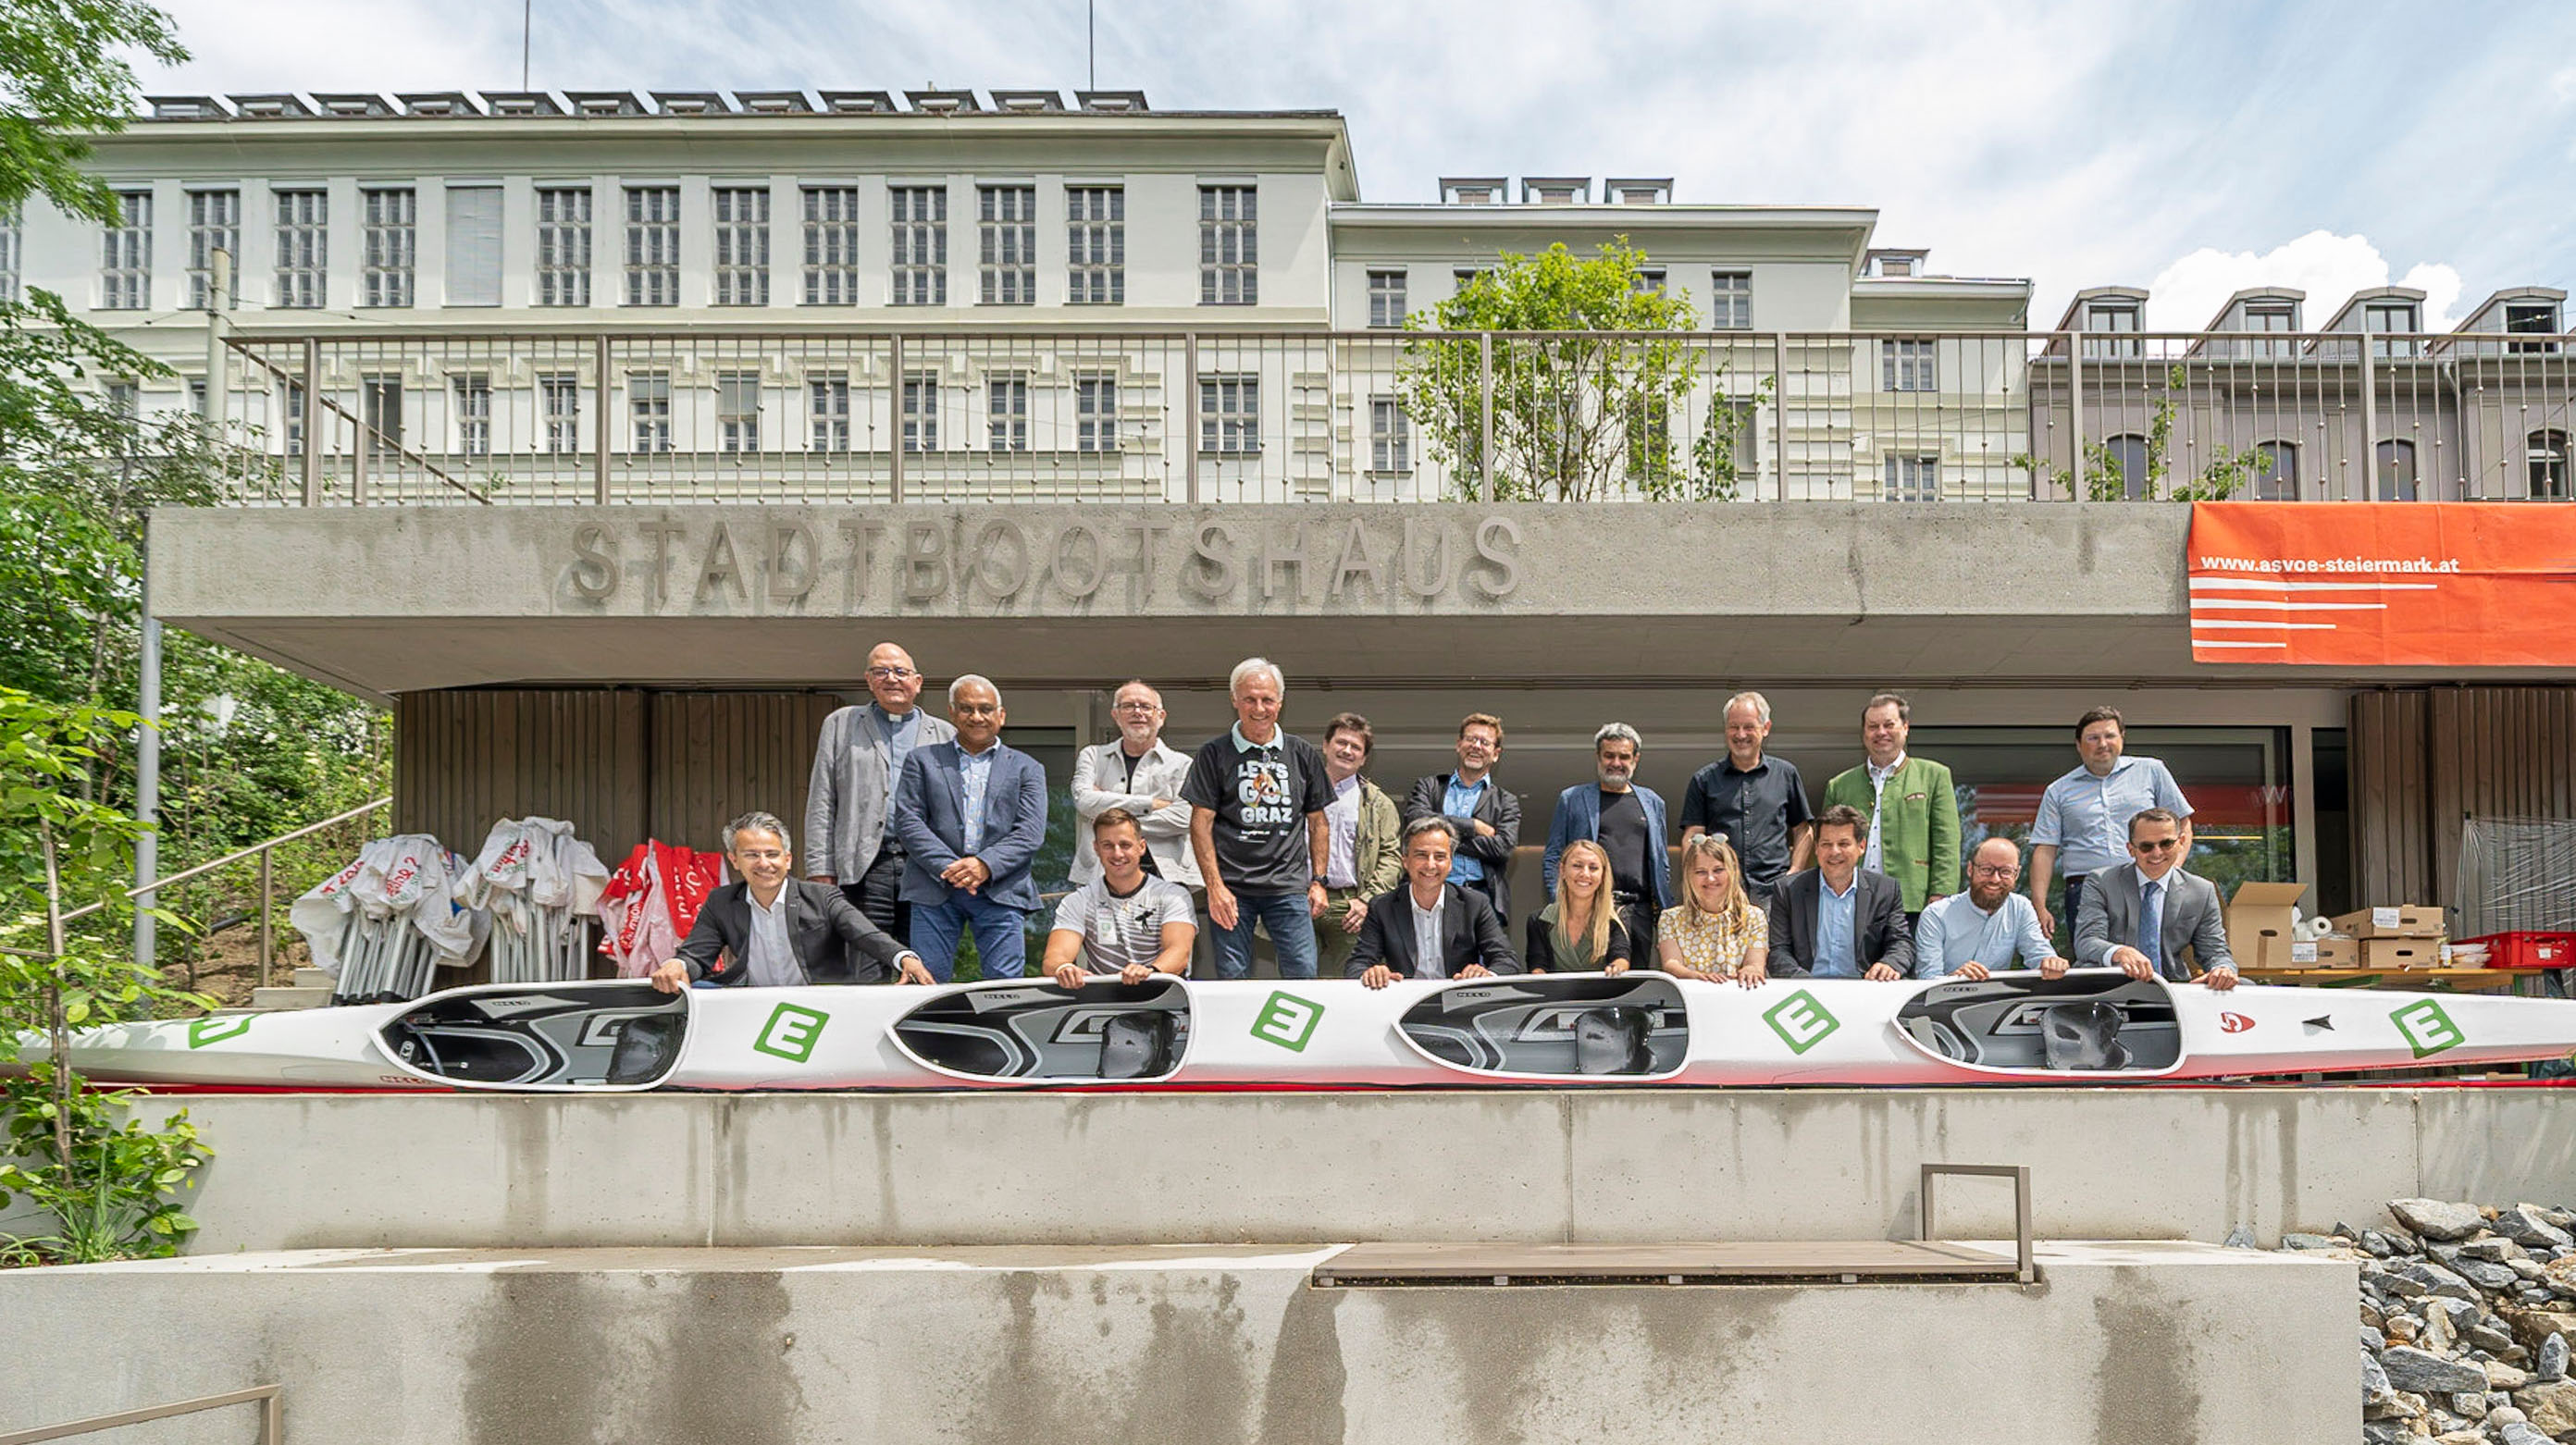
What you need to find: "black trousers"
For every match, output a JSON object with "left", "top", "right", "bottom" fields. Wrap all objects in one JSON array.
[
  {"left": 2062, "top": 873, "right": 2092, "bottom": 945},
  {"left": 843, "top": 846, "right": 910, "bottom": 953},
  {"left": 1615, "top": 895, "right": 1660, "bottom": 960}
]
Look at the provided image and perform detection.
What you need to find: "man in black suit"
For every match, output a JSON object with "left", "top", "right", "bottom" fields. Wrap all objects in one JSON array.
[
  {"left": 649, "top": 811, "right": 935, "bottom": 992},
  {"left": 1349, "top": 818, "right": 1523, "bottom": 988},
  {"left": 1765, "top": 805, "right": 1914, "bottom": 981}
]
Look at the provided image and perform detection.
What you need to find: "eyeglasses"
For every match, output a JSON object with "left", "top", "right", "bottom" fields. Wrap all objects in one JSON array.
[
  {"left": 1111, "top": 702, "right": 1160, "bottom": 714},
  {"left": 866, "top": 666, "right": 918, "bottom": 681},
  {"left": 2133, "top": 837, "right": 2182, "bottom": 853},
  {"left": 1969, "top": 864, "right": 2018, "bottom": 879}
]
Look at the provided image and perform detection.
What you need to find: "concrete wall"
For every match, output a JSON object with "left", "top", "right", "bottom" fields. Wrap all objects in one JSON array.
[
  {"left": 131, "top": 1086, "right": 2576, "bottom": 1254},
  {"left": 0, "top": 1241, "right": 2354, "bottom": 1445}
]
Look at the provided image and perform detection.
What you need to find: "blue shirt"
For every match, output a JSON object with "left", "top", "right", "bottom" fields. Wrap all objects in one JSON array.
[
  {"left": 1443, "top": 776, "right": 1491, "bottom": 883},
  {"left": 1912, "top": 891, "right": 2057, "bottom": 979},
  {"left": 876, "top": 704, "right": 924, "bottom": 845},
  {"left": 1814, "top": 874, "right": 1862, "bottom": 978},
  {"left": 2031, "top": 755, "right": 2192, "bottom": 879},
  {"left": 958, "top": 742, "right": 997, "bottom": 855}
]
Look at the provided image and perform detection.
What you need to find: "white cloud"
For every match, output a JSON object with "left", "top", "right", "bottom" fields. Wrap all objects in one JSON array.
[{"left": 2147, "top": 231, "right": 2463, "bottom": 332}]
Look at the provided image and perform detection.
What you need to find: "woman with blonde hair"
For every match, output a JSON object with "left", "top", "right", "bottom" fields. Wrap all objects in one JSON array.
[
  {"left": 1657, "top": 833, "right": 1768, "bottom": 987},
  {"left": 1524, "top": 838, "right": 1634, "bottom": 974}
]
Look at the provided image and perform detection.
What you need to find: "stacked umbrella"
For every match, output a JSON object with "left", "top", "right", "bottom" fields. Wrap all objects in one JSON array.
[
  {"left": 289, "top": 834, "right": 489, "bottom": 1005},
  {"left": 454, "top": 818, "right": 611, "bottom": 985}
]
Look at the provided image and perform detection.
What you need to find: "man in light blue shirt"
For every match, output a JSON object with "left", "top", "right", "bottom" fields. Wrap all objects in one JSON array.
[
  {"left": 1814, "top": 869, "right": 1861, "bottom": 977},
  {"left": 2027, "top": 706, "right": 2193, "bottom": 941},
  {"left": 1915, "top": 838, "right": 2070, "bottom": 980}
]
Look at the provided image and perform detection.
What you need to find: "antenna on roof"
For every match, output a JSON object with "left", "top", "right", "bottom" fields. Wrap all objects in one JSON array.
[
  {"left": 1088, "top": 0, "right": 1096, "bottom": 91},
  {"left": 520, "top": 0, "right": 532, "bottom": 91}
]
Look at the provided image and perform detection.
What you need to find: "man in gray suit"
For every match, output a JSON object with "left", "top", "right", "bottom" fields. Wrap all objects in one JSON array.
[
  {"left": 2073, "top": 808, "right": 2239, "bottom": 991},
  {"left": 893, "top": 675, "right": 1049, "bottom": 981},
  {"left": 807, "top": 641, "right": 957, "bottom": 946}
]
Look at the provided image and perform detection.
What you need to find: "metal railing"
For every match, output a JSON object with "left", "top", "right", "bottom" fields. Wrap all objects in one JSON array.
[
  {"left": 1920, "top": 1163, "right": 2036, "bottom": 1284},
  {"left": 60, "top": 797, "right": 390, "bottom": 989},
  {"left": 194, "top": 327, "right": 2576, "bottom": 507},
  {"left": 0, "top": 1385, "right": 281, "bottom": 1445}
]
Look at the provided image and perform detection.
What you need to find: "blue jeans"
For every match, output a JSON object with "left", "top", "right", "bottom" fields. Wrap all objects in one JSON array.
[
  {"left": 909, "top": 890, "right": 1031, "bottom": 982},
  {"left": 1211, "top": 889, "right": 1319, "bottom": 980}
]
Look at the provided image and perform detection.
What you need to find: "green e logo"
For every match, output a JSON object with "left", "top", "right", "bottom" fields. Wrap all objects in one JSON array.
[
  {"left": 187, "top": 1016, "right": 254, "bottom": 1049},
  {"left": 2389, "top": 998, "right": 2463, "bottom": 1059},
  {"left": 1252, "top": 992, "right": 1323, "bottom": 1052},
  {"left": 1763, "top": 990, "right": 1840, "bottom": 1056},
  {"left": 754, "top": 1002, "right": 829, "bottom": 1064}
]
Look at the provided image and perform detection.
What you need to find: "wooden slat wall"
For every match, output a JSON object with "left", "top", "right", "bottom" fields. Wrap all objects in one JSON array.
[
  {"left": 394, "top": 690, "right": 649, "bottom": 861},
  {"left": 2351, "top": 686, "right": 2576, "bottom": 912},
  {"left": 648, "top": 692, "right": 844, "bottom": 860}
]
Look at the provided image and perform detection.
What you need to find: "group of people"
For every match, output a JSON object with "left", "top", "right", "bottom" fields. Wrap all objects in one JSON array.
[{"left": 650, "top": 643, "right": 2240, "bottom": 995}]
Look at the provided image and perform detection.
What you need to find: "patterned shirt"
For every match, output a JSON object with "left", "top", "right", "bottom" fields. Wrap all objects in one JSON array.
[{"left": 1658, "top": 903, "right": 1769, "bottom": 975}]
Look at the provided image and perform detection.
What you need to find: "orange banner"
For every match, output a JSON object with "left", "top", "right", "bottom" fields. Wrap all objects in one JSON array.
[{"left": 2187, "top": 502, "right": 2576, "bottom": 665}]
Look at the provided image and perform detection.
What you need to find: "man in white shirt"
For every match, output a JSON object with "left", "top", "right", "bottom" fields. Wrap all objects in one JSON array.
[
  {"left": 1070, "top": 680, "right": 1200, "bottom": 888},
  {"left": 1912, "top": 838, "right": 2069, "bottom": 980},
  {"left": 1046, "top": 809, "right": 1197, "bottom": 987}
]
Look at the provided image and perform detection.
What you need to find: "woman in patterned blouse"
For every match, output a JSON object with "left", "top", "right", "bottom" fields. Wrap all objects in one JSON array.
[{"left": 1657, "top": 833, "right": 1769, "bottom": 987}]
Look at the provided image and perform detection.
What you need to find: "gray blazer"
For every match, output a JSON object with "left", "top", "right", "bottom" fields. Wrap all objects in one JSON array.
[
  {"left": 2073, "top": 863, "right": 2235, "bottom": 979},
  {"left": 805, "top": 704, "right": 958, "bottom": 883},
  {"left": 1070, "top": 739, "right": 1201, "bottom": 887}
]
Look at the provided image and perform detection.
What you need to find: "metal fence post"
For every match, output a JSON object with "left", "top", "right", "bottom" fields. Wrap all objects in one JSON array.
[
  {"left": 2066, "top": 334, "right": 2086, "bottom": 502},
  {"left": 888, "top": 333, "right": 907, "bottom": 504},
  {"left": 1772, "top": 331, "right": 1790, "bottom": 501},
  {"left": 256, "top": 847, "right": 274, "bottom": 991},
  {"left": 2358, "top": 334, "right": 2380, "bottom": 502},
  {"left": 299, "top": 337, "right": 320, "bottom": 505},
  {"left": 592, "top": 336, "right": 613, "bottom": 504},
  {"left": 1478, "top": 331, "right": 1494, "bottom": 503},
  {"left": 1183, "top": 332, "right": 1199, "bottom": 504}
]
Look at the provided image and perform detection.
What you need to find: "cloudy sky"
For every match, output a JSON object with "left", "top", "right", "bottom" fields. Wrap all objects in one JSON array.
[{"left": 144, "top": 0, "right": 2575, "bottom": 328}]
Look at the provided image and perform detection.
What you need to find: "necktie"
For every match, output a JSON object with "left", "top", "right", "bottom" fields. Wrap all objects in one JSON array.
[{"left": 2140, "top": 878, "right": 2164, "bottom": 976}]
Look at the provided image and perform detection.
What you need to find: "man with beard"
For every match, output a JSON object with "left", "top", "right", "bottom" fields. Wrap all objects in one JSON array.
[
  {"left": 1542, "top": 722, "right": 1671, "bottom": 956},
  {"left": 805, "top": 641, "right": 957, "bottom": 945},
  {"left": 1911, "top": 836, "right": 2068, "bottom": 980}
]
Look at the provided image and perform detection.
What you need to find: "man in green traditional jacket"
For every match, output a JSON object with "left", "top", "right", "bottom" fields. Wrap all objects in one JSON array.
[
  {"left": 1823, "top": 693, "right": 1961, "bottom": 925},
  {"left": 1315, "top": 712, "right": 1406, "bottom": 976}
]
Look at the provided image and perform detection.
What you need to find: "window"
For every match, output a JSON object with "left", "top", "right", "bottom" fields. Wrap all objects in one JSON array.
[
  {"left": 810, "top": 375, "right": 850, "bottom": 451},
  {"left": 1710, "top": 270, "right": 1752, "bottom": 330},
  {"left": 1881, "top": 339, "right": 1937, "bottom": 392},
  {"left": 1367, "top": 269, "right": 1406, "bottom": 329},
  {"left": 1198, "top": 185, "right": 1256, "bottom": 305},
  {"left": 445, "top": 185, "right": 502, "bottom": 307},
  {"left": 278, "top": 380, "right": 303, "bottom": 454},
  {"left": 2376, "top": 439, "right": 2419, "bottom": 501},
  {"left": 187, "top": 190, "right": 238, "bottom": 309},
  {"left": 2083, "top": 303, "right": 2141, "bottom": 358},
  {"left": 1453, "top": 267, "right": 1488, "bottom": 294},
  {"left": 1199, "top": 376, "right": 1257, "bottom": 453},
  {"left": 987, "top": 375, "right": 1029, "bottom": 451},
  {"left": 2252, "top": 441, "right": 2298, "bottom": 500},
  {"left": 629, "top": 373, "right": 672, "bottom": 453},
  {"left": 102, "top": 191, "right": 151, "bottom": 309},
  {"left": 901, "top": 373, "right": 937, "bottom": 452},
  {"left": 273, "top": 190, "right": 327, "bottom": 309},
  {"left": 624, "top": 186, "right": 679, "bottom": 307},
  {"left": 361, "top": 188, "right": 415, "bottom": 308},
  {"left": 105, "top": 381, "right": 139, "bottom": 417},
  {"left": 360, "top": 375, "right": 402, "bottom": 456},
  {"left": 2365, "top": 303, "right": 2420, "bottom": 358},
  {"left": 1368, "top": 396, "right": 1409, "bottom": 474},
  {"left": 2106, "top": 433, "right": 2150, "bottom": 500},
  {"left": 712, "top": 188, "right": 770, "bottom": 307},
  {"left": 801, "top": 187, "right": 860, "bottom": 306},
  {"left": 452, "top": 374, "right": 489, "bottom": 455},
  {"left": 188, "top": 377, "right": 205, "bottom": 416},
  {"left": 890, "top": 185, "right": 947, "bottom": 306},
  {"left": 1074, "top": 374, "right": 1118, "bottom": 452},
  {"left": 1884, "top": 453, "right": 1939, "bottom": 501},
  {"left": 2528, "top": 430, "right": 2567, "bottom": 500},
  {"left": 978, "top": 185, "right": 1035, "bottom": 305},
  {"left": 1066, "top": 186, "right": 1123, "bottom": 304},
  {"left": 1631, "top": 268, "right": 1666, "bottom": 295},
  {"left": 539, "top": 372, "right": 581, "bottom": 453},
  {"left": 717, "top": 371, "right": 760, "bottom": 451},
  {"left": 537, "top": 187, "right": 592, "bottom": 307},
  {"left": 0, "top": 200, "right": 18, "bottom": 303},
  {"left": 2508, "top": 303, "right": 2560, "bottom": 355},
  {"left": 2245, "top": 303, "right": 2294, "bottom": 358}
]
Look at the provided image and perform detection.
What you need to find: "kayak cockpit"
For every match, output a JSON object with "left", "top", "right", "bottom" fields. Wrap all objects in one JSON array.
[
  {"left": 1894, "top": 972, "right": 2183, "bottom": 1076},
  {"left": 890, "top": 975, "right": 1192, "bottom": 1082},
  {"left": 379, "top": 982, "right": 687, "bottom": 1090},
  {"left": 1399, "top": 974, "right": 1690, "bottom": 1080}
]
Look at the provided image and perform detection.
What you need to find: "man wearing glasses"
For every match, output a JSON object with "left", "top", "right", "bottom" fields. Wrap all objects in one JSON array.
[
  {"left": 2073, "top": 809, "right": 2239, "bottom": 991},
  {"left": 806, "top": 642, "right": 957, "bottom": 946},
  {"left": 1071, "top": 681, "right": 1199, "bottom": 889},
  {"left": 1404, "top": 712, "right": 1519, "bottom": 926},
  {"left": 1911, "top": 837, "right": 2068, "bottom": 980}
]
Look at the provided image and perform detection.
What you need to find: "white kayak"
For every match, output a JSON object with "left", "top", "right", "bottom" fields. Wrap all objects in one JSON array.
[{"left": 40, "top": 970, "right": 2576, "bottom": 1092}]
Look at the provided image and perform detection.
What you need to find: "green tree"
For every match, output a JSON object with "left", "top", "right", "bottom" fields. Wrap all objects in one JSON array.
[
  {"left": 2015, "top": 365, "right": 2268, "bottom": 501},
  {"left": 1395, "top": 241, "right": 1767, "bottom": 501},
  {"left": 0, "top": 0, "right": 185, "bottom": 226}
]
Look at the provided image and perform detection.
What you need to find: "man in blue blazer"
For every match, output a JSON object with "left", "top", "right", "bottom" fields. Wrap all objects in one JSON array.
[
  {"left": 1541, "top": 723, "right": 1671, "bottom": 955},
  {"left": 893, "top": 674, "right": 1050, "bottom": 980}
]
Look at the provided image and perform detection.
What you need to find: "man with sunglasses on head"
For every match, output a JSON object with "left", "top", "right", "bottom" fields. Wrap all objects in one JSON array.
[
  {"left": 806, "top": 642, "right": 957, "bottom": 945},
  {"left": 2072, "top": 808, "right": 2238, "bottom": 991}
]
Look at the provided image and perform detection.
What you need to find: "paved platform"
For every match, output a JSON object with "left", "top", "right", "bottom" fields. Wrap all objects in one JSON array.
[
  {"left": 130, "top": 1083, "right": 2576, "bottom": 1253},
  {"left": 0, "top": 1241, "right": 2353, "bottom": 1445}
]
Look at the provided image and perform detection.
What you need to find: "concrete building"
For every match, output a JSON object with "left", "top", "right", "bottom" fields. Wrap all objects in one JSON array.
[{"left": 28, "top": 87, "right": 2576, "bottom": 941}]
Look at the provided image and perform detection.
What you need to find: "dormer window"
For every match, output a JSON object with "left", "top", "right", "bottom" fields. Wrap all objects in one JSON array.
[
  {"left": 1607, "top": 179, "right": 1670, "bottom": 204},
  {"left": 2365, "top": 301, "right": 2420, "bottom": 357},
  {"left": 735, "top": 92, "right": 812, "bottom": 114},
  {"left": 2084, "top": 302, "right": 2142, "bottom": 358},
  {"left": 2507, "top": 302, "right": 2560, "bottom": 354},
  {"left": 1523, "top": 178, "right": 1588, "bottom": 204},
  {"left": 2245, "top": 303, "right": 2295, "bottom": 357},
  {"left": 991, "top": 91, "right": 1062, "bottom": 112},
  {"left": 818, "top": 92, "right": 895, "bottom": 113},
  {"left": 1076, "top": 92, "right": 1148, "bottom": 112},
  {"left": 1881, "top": 257, "right": 1915, "bottom": 277}
]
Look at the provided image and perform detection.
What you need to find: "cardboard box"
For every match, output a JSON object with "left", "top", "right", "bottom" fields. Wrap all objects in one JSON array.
[
  {"left": 2331, "top": 906, "right": 2446, "bottom": 939},
  {"left": 2290, "top": 937, "right": 2361, "bottom": 969},
  {"left": 2360, "top": 937, "right": 2443, "bottom": 971},
  {"left": 2227, "top": 883, "right": 2310, "bottom": 970}
]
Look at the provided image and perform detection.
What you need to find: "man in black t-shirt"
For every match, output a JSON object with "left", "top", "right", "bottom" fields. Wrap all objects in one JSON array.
[{"left": 1183, "top": 657, "right": 1332, "bottom": 979}]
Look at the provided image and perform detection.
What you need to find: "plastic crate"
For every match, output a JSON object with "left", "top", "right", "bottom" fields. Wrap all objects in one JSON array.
[{"left": 2458, "top": 932, "right": 2576, "bottom": 970}]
